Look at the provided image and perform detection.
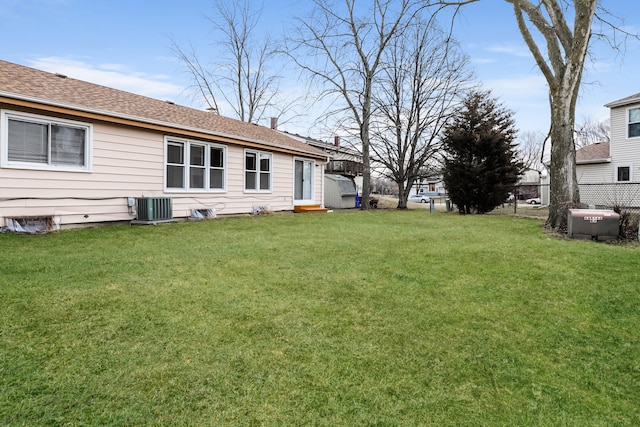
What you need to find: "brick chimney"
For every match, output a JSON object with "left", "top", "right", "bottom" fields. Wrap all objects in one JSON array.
[
  {"left": 270, "top": 117, "right": 278, "bottom": 130},
  {"left": 334, "top": 136, "right": 340, "bottom": 147}
]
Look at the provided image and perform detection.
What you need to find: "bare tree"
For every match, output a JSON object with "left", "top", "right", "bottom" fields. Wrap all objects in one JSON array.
[
  {"left": 172, "top": 42, "right": 221, "bottom": 114},
  {"left": 429, "top": 0, "right": 636, "bottom": 230},
  {"left": 371, "top": 175, "right": 397, "bottom": 196},
  {"left": 516, "top": 130, "right": 547, "bottom": 173},
  {"left": 575, "top": 116, "right": 610, "bottom": 149},
  {"left": 370, "top": 18, "right": 473, "bottom": 209},
  {"left": 173, "top": 0, "right": 286, "bottom": 124},
  {"left": 505, "top": 0, "right": 595, "bottom": 230},
  {"left": 285, "top": 0, "right": 421, "bottom": 210}
]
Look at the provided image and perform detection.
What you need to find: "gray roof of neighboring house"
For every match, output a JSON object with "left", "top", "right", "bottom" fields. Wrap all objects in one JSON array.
[
  {"left": 576, "top": 141, "right": 611, "bottom": 164},
  {"left": 280, "top": 131, "right": 362, "bottom": 160},
  {"left": 604, "top": 93, "right": 640, "bottom": 109},
  {"left": 0, "top": 60, "right": 325, "bottom": 158}
]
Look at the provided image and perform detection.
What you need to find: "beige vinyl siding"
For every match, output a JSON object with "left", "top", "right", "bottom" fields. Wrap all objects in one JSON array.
[
  {"left": 271, "top": 152, "right": 293, "bottom": 201},
  {"left": 93, "top": 125, "right": 164, "bottom": 189},
  {"left": 0, "top": 123, "right": 164, "bottom": 195},
  {"left": 171, "top": 151, "right": 299, "bottom": 217},
  {"left": 1, "top": 115, "right": 325, "bottom": 227},
  {"left": 576, "top": 163, "right": 613, "bottom": 183},
  {"left": 0, "top": 122, "right": 164, "bottom": 226},
  {"left": 609, "top": 105, "right": 626, "bottom": 146},
  {"left": 3, "top": 198, "right": 134, "bottom": 225},
  {"left": 609, "top": 105, "right": 640, "bottom": 182}
]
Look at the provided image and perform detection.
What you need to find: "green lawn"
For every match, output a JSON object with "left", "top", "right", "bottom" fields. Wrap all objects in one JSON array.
[{"left": 1, "top": 210, "right": 639, "bottom": 426}]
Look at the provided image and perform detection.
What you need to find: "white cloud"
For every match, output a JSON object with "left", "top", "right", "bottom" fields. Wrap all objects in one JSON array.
[
  {"left": 485, "top": 44, "right": 531, "bottom": 58},
  {"left": 483, "top": 74, "right": 548, "bottom": 102},
  {"left": 478, "top": 74, "right": 550, "bottom": 132},
  {"left": 472, "top": 58, "right": 497, "bottom": 65},
  {"left": 27, "top": 56, "right": 185, "bottom": 100},
  {"left": 97, "top": 63, "right": 130, "bottom": 72}
]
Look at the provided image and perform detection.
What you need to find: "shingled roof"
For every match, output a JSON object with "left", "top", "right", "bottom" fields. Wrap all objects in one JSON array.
[
  {"left": 0, "top": 60, "right": 324, "bottom": 158},
  {"left": 604, "top": 93, "right": 640, "bottom": 109},
  {"left": 576, "top": 141, "right": 610, "bottom": 164}
]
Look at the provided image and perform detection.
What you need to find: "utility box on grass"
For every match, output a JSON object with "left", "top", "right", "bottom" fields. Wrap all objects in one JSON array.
[
  {"left": 568, "top": 209, "right": 619, "bottom": 241},
  {"left": 324, "top": 174, "right": 357, "bottom": 209}
]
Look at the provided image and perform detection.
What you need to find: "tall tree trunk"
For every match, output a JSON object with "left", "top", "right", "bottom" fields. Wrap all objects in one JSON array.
[
  {"left": 396, "top": 179, "right": 408, "bottom": 209},
  {"left": 503, "top": 0, "right": 596, "bottom": 231},
  {"left": 547, "top": 92, "right": 580, "bottom": 230},
  {"left": 361, "top": 120, "right": 371, "bottom": 210}
]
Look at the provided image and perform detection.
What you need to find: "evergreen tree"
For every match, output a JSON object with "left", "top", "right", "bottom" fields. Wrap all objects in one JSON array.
[{"left": 442, "top": 91, "right": 522, "bottom": 214}]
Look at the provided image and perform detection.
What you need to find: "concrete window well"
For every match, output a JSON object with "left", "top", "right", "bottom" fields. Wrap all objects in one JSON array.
[{"left": 568, "top": 209, "right": 620, "bottom": 241}]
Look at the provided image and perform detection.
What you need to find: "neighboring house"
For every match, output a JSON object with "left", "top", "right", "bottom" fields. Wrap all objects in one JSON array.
[
  {"left": 308, "top": 136, "right": 363, "bottom": 180},
  {"left": 277, "top": 129, "right": 363, "bottom": 205},
  {"left": 575, "top": 141, "right": 611, "bottom": 183},
  {"left": 577, "top": 93, "right": 640, "bottom": 183},
  {"left": 411, "top": 173, "right": 446, "bottom": 197},
  {"left": 276, "top": 131, "right": 363, "bottom": 179},
  {"left": 516, "top": 169, "right": 542, "bottom": 200},
  {"left": 574, "top": 92, "right": 640, "bottom": 208},
  {"left": 0, "top": 60, "right": 326, "bottom": 229},
  {"left": 602, "top": 92, "right": 640, "bottom": 183},
  {"left": 519, "top": 169, "right": 541, "bottom": 184}
]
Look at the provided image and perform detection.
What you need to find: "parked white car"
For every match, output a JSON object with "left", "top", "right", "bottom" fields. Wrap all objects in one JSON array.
[
  {"left": 408, "top": 194, "right": 430, "bottom": 203},
  {"left": 525, "top": 197, "right": 541, "bottom": 205}
]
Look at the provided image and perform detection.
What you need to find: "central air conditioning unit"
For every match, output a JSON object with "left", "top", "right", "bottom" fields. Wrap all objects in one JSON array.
[{"left": 132, "top": 197, "right": 174, "bottom": 224}]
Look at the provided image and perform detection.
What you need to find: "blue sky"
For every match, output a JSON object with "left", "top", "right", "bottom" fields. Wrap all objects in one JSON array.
[{"left": 2, "top": 0, "right": 640, "bottom": 139}]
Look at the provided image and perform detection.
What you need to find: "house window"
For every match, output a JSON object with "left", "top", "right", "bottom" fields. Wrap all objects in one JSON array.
[
  {"left": 616, "top": 165, "right": 631, "bottom": 182},
  {"left": 165, "top": 138, "right": 226, "bottom": 191},
  {"left": 294, "top": 158, "right": 314, "bottom": 201},
  {"left": 189, "top": 144, "right": 206, "bottom": 189},
  {"left": 210, "top": 146, "right": 224, "bottom": 189},
  {"left": 1, "top": 110, "right": 91, "bottom": 171},
  {"left": 245, "top": 150, "right": 272, "bottom": 191},
  {"left": 166, "top": 141, "right": 185, "bottom": 188},
  {"left": 629, "top": 108, "right": 640, "bottom": 138}
]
